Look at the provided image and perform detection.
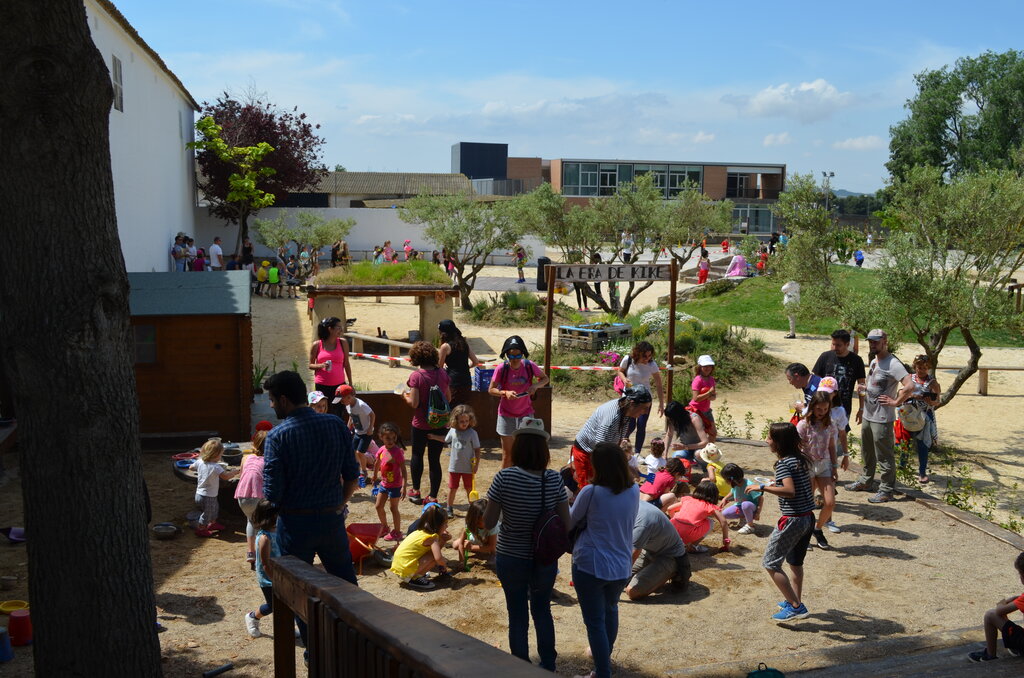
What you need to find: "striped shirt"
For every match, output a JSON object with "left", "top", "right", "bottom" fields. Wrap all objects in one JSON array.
[
  {"left": 487, "top": 467, "right": 565, "bottom": 560},
  {"left": 774, "top": 456, "right": 815, "bottom": 515},
  {"left": 575, "top": 399, "right": 629, "bottom": 454}
]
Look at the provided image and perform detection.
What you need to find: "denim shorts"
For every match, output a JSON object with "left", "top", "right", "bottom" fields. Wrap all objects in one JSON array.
[{"left": 379, "top": 486, "right": 402, "bottom": 499}]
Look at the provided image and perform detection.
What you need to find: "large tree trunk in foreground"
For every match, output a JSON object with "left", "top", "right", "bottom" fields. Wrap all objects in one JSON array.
[{"left": 0, "top": 2, "right": 162, "bottom": 675}]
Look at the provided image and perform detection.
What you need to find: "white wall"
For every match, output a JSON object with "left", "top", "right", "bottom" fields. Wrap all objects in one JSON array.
[
  {"left": 193, "top": 206, "right": 547, "bottom": 265},
  {"left": 86, "top": 1, "right": 197, "bottom": 272}
]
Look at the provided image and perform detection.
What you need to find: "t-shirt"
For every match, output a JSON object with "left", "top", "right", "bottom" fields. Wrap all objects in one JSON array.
[
  {"left": 390, "top": 529, "right": 439, "bottom": 578},
  {"left": 268, "top": 266, "right": 280, "bottom": 284},
  {"left": 345, "top": 398, "right": 373, "bottom": 434},
  {"left": 730, "top": 479, "right": 763, "bottom": 505},
  {"left": 706, "top": 460, "right": 731, "bottom": 500},
  {"left": 375, "top": 445, "right": 405, "bottom": 489},
  {"left": 407, "top": 368, "right": 450, "bottom": 430},
  {"left": 619, "top": 356, "right": 660, "bottom": 389},
  {"left": 210, "top": 243, "right": 224, "bottom": 267},
  {"left": 570, "top": 483, "right": 639, "bottom": 581},
  {"left": 781, "top": 281, "right": 800, "bottom": 306},
  {"left": 256, "top": 267, "right": 268, "bottom": 282},
  {"left": 773, "top": 456, "right": 815, "bottom": 515},
  {"left": 633, "top": 501, "right": 686, "bottom": 558},
  {"left": 863, "top": 354, "right": 910, "bottom": 424},
  {"left": 643, "top": 454, "right": 666, "bottom": 472},
  {"left": 445, "top": 427, "right": 480, "bottom": 474},
  {"left": 670, "top": 496, "right": 717, "bottom": 526},
  {"left": 487, "top": 467, "right": 564, "bottom": 560},
  {"left": 255, "top": 529, "right": 281, "bottom": 588},
  {"left": 639, "top": 469, "right": 675, "bottom": 496},
  {"left": 797, "top": 419, "right": 838, "bottom": 462},
  {"left": 234, "top": 454, "right": 265, "bottom": 499},
  {"left": 798, "top": 374, "right": 822, "bottom": 407},
  {"left": 812, "top": 350, "right": 866, "bottom": 415},
  {"left": 1014, "top": 592, "right": 1024, "bottom": 614},
  {"left": 576, "top": 399, "right": 630, "bottom": 454},
  {"left": 190, "top": 459, "right": 225, "bottom": 497},
  {"left": 491, "top": 360, "right": 543, "bottom": 418},
  {"left": 830, "top": 406, "right": 849, "bottom": 454},
  {"left": 689, "top": 375, "right": 715, "bottom": 412}
]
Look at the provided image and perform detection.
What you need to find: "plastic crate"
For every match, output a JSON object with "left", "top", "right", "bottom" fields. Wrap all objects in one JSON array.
[
  {"left": 473, "top": 366, "right": 495, "bottom": 391},
  {"left": 557, "top": 323, "right": 633, "bottom": 351}
]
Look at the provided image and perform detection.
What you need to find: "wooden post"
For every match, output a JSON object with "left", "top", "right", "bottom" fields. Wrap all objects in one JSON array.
[
  {"left": 667, "top": 260, "right": 678, "bottom": 401},
  {"left": 978, "top": 368, "right": 989, "bottom": 396},
  {"left": 273, "top": 592, "right": 296, "bottom": 678},
  {"left": 544, "top": 265, "right": 556, "bottom": 375}
]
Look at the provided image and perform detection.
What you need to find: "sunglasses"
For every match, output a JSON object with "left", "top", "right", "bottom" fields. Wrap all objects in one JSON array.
[{"left": 506, "top": 352, "right": 523, "bottom": 359}]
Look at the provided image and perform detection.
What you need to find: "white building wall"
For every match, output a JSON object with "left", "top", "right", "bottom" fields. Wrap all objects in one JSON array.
[
  {"left": 193, "top": 206, "right": 546, "bottom": 266},
  {"left": 86, "top": 1, "right": 197, "bottom": 272}
]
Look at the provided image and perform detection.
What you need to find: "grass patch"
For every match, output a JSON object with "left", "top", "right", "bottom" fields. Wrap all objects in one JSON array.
[
  {"left": 315, "top": 260, "right": 452, "bottom": 286},
  {"left": 681, "top": 267, "right": 1024, "bottom": 347},
  {"left": 465, "top": 291, "right": 579, "bottom": 327}
]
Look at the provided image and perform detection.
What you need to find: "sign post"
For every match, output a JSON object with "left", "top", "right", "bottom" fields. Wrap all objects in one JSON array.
[
  {"left": 666, "top": 260, "right": 678, "bottom": 400},
  {"left": 544, "top": 266, "right": 556, "bottom": 375}
]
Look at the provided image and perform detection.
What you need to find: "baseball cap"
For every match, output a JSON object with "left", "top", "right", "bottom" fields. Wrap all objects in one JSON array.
[
  {"left": 307, "top": 391, "right": 326, "bottom": 404},
  {"left": 697, "top": 354, "right": 715, "bottom": 367},
  {"left": 332, "top": 384, "right": 355, "bottom": 404},
  {"left": 818, "top": 376, "right": 839, "bottom": 393},
  {"left": 866, "top": 329, "right": 886, "bottom": 341}
]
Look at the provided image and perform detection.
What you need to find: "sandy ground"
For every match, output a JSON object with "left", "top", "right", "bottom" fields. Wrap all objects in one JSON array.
[{"left": 2, "top": 263, "right": 1023, "bottom": 676}]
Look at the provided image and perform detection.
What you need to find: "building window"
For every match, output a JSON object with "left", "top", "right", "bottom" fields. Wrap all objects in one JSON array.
[
  {"left": 562, "top": 162, "right": 580, "bottom": 195},
  {"left": 669, "top": 165, "right": 702, "bottom": 196},
  {"left": 599, "top": 164, "right": 618, "bottom": 196},
  {"left": 111, "top": 55, "right": 124, "bottom": 112},
  {"left": 578, "top": 163, "right": 598, "bottom": 196},
  {"left": 134, "top": 325, "right": 156, "bottom": 363},
  {"left": 732, "top": 205, "right": 775, "bottom": 233},
  {"left": 726, "top": 173, "right": 752, "bottom": 199}
]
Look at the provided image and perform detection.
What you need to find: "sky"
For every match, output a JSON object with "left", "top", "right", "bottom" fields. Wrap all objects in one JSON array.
[{"left": 113, "top": 0, "right": 1024, "bottom": 194}]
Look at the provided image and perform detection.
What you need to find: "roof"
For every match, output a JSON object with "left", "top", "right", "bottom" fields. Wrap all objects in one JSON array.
[
  {"left": 361, "top": 194, "right": 515, "bottom": 208},
  {"left": 315, "top": 171, "right": 472, "bottom": 196},
  {"left": 128, "top": 272, "right": 251, "bottom": 316},
  {"left": 93, "top": 0, "right": 200, "bottom": 111},
  {"left": 557, "top": 158, "right": 786, "bottom": 170}
]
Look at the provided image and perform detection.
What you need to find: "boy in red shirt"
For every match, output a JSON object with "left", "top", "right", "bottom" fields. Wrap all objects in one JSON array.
[{"left": 968, "top": 551, "right": 1024, "bottom": 661}]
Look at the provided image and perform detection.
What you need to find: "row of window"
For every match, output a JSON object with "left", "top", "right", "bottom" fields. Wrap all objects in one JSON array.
[
  {"left": 732, "top": 205, "right": 776, "bottom": 233},
  {"left": 562, "top": 162, "right": 703, "bottom": 197}
]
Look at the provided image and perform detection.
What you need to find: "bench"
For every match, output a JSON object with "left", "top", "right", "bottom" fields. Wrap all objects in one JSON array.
[
  {"left": 344, "top": 332, "right": 414, "bottom": 368},
  {"left": 936, "top": 365, "right": 1024, "bottom": 396}
]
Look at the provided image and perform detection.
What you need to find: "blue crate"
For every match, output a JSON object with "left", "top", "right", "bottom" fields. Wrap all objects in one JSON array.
[{"left": 473, "top": 366, "right": 495, "bottom": 391}]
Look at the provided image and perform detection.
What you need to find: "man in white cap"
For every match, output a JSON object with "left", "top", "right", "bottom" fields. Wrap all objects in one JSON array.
[{"left": 846, "top": 329, "right": 914, "bottom": 503}]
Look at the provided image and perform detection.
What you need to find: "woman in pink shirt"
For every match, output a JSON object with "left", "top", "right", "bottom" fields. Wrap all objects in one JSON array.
[
  {"left": 402, "top": 341, "right": 451, "bottom": 505},
  {"left": 308, "top": 316, "right": 352, "bottom": 404}
]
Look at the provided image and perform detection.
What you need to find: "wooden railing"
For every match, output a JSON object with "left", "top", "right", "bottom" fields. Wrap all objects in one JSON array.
[{"left": 270, "top": 556, "right": 547, "bottom": 678}]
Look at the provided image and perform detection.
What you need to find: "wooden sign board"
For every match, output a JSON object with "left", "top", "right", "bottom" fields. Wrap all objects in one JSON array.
[{"left": 552, "top": 264, "right": 671, "bottom": 283}]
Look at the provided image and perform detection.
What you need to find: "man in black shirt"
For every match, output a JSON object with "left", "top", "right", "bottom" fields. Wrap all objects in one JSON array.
[{"left": 811, "top": 329, "right": 866, "bottom": 421}]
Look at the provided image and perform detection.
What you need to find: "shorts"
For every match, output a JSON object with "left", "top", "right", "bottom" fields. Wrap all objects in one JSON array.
[
  {"left": 762, "top": 514, "right": 814, "bottom": 571},
  {"left": 672, "top": 518, "right": 712, "bottom": 545},
  {"left": 628, "top": 550, "right": 679, "bottom": 597},
  {"left": 811, "top": 458, "right": 833, "bottom": 479},
  {"left": 352, "top": 433, "right": 373, "bottom": 453},
  {"left": 496, "top": 415, "right": 530, "bottom": 437},
  {"left": 448, "top": 472, "right": 473, "bottom": 490},
  {"left": 379, "top": 486, "right": 402, "bottom": 499},
  {"left": 1003, "top": 620, "right": 1024, "bottom": 653}
]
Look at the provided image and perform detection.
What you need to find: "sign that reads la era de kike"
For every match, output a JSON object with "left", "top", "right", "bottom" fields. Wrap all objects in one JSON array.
[{"left": 552, "top": 263, "right": 671, "bottom": 283}]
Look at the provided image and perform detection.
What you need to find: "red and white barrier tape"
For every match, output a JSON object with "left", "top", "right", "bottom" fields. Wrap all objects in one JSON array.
[{"left": 350, "top": 353, "right": 687, "bottom": 371}]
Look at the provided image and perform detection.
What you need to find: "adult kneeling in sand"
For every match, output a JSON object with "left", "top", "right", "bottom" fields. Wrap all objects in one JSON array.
[
  {"left": 571, "top": 386, "right": 653, "bottom": 490},
  {"left": 626, "top": 500, "right": 690, "bottom": 600}
]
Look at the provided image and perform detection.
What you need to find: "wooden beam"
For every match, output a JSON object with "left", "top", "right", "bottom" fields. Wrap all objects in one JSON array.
[
  {"left": 544, "top": 265, "right": 556, "bottom": 375},
  {"left": 667, "top": 260, "right": 678, "bottom": 401}
]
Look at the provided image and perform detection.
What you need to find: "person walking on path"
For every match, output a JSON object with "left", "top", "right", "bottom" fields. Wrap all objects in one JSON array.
[
  {"left": 845, "top": 329, "right": 914, "bottom": 503},
  {"left": 781, "top": 280, "right": 800, "bottom": 338}
]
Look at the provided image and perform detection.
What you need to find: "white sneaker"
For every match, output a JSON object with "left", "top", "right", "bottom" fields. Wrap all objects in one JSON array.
[
  {"left": 245, "top": 611, "right": 261, "bottom": 638},
  {"left": 738, "top": 524, "right": 755, "bottom": 535},
  {"left": 826, "top": 521, "right": 841, "bottom": 534}
]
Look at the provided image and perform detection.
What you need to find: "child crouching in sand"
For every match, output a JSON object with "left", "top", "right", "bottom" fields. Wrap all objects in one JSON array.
[{"left": 968, "top": 551, "right": 1024, "bottom": 662}]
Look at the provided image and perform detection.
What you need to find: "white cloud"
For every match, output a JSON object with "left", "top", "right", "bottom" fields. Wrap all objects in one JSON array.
[
  {"left": 763, "top": 132, "right": 793, "bottom": 147},
  {"left": 722, "top": 79, "right": 855, "bottom": 123},
  {"left": 692, "top": 131, "right": 715, "bottom": 144},
  {"left": 832, "top": 135, "right": 885, "bottom": 150}
]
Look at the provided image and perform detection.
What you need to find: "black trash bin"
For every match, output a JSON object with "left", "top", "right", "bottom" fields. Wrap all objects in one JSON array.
[{"left": 536, "top": 256, "right": 551, "bottom": 291}]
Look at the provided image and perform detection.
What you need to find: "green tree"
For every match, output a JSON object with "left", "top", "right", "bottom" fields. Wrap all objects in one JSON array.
[
  {"left": 252, "top": 210, "right": 354, "bottom": 271},
  {"left": 660, "top": 184, "right": 733, "bottom": 272},
  {"left": 400, "top": 193, "right": 525, "bottom": 310},
  {"left": 888, "top": 49, "right": 1024, "bottom": 180}
]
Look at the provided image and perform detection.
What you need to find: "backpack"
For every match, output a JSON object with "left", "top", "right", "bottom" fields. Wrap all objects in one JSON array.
[
  {"left": 426, "top": 378, "right": 451, "bottom": 429},
  {"left": 532, "top": 472, "right": 570, "bottom": 565},
  {"left": 898, "top": 399, "right": 927, "bottom": 432},
  {"left": 747, "top": 664, "right": 785, "bottom": 678}
]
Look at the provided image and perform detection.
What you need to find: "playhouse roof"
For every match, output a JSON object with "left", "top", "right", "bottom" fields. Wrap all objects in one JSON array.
[{"left": 128, "top": 271, "right": 251, "bottom": 316}]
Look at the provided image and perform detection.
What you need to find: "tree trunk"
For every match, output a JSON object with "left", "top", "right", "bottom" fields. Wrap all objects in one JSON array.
[
  {"left": 0, "top": 3, "right": 163, "bottom": 676},
  {"left": 939, "top": 328, "right": 982, "bottom": 408}
]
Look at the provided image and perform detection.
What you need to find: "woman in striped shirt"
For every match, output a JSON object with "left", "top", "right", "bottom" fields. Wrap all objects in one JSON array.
[{"left": 571, "top": 386, "right": 653, "bottom": 491}]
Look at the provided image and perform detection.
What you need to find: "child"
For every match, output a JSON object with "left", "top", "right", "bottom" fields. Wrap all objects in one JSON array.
[
  {"left": 336, "top": 384, "right": 375, "bottom": 483},
  {"left": 235, "top": 430, "right": 268, "bottom": 565},
  {"left": 267, "top": 261, "right": 282, "bottom": 298},
  {"left": 668, "top": 479, "right": 730, "bottom": 554},
  {"left": 643, "top": 437, "right": 667, "bottom": 473},
  {"left": 189, "top": 438, "right": 239, "bottom": 537},
  {"left": 451, "top": 499, "right": 498, "bottom": 567},
  {"left": 697, "top": 248, "right": 711, "bottom": 285},
  {"left": 688, "top": 355, "right": 718, "bottom": 441},
  {"left": 403, "top": 239, "right": 413, "bottom": 261},
  {"left": 372, "top": 422, "right": 408, "bottom": 541},
  {"left": 430, "top": 405, "right": 481, "bottom": 519},
  {"left": 307, "top": 390, "right": 329, "bottom": 414},
  {"left": 255, "top": 260, "right": 270, "bottom": 295},
  {"left": 797, "top": 391, "right": 838, "bottom": 549},
  {"left": 244, "top": 499, "right": 280, "bottom": 638},
  {"left": 756, "top": 422, "right": 816, "bottom": 622},
  {"left": 719, "top": 463, "right": 763, "bottom": 535},
  {"left": 621, "top": 438, "right": 644, "bottom": 482},
  {"left": 383, "top": 240, "right": 395, "bottom": 262},
  {"left": 698, "top": 444, "right": 731, "bottom": 501},
  {"left": 372, "top": 246, "right": 384, "bottom": 265},
  {"left": 818, "top": 377, "right": 849, "bottom": 536},
  {"left": 512, "top": 244, "right": 527, "bottom": 283},
  {"left": 390, "top": 503, "right": 449, "bottom": 590},
  {"left": 968, "top": 551, "right": 1024, "bottom": 661},
  {"left": 193, "top": 248, "right": 207, "bottom": 272},
  {"left": 640, "top": 457, "right": 690, "bottom": 509}
]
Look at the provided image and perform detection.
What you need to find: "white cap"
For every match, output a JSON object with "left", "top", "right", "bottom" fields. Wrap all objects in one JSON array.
[{"left": 697, "top": 354, "right": 715, "bottom": 367}]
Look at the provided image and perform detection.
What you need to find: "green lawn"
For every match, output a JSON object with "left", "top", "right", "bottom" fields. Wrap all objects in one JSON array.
[
  {"left": 315, "top": 260, "right": 452, "bottom": 286},
  {"left": 681, "top": 266, "right": 1024, "bottom": 347}
]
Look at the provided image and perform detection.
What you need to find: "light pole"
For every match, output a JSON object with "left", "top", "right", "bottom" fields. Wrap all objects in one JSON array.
[{"left": 822, "top": 171, "right": 835, "bottom": 212}]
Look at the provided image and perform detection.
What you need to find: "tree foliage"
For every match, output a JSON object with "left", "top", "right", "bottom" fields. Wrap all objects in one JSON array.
[
  {"left": 400, "top": 194, "right": 525, "bottom": 310},
  {"left": 253, "top": 210, "right": 354, "bottom": 264},
  {"left": 194, "top": 93, "right": 327, "bottom": 244},
  {"left": 660, "top": 183, "right": 733, "bottom": 271},
  {"left": 888, "top": 50, "right": 1024, "bottom": 180},
  {"left": 834, "top": 191, "right": 887, "bottom": 216}
]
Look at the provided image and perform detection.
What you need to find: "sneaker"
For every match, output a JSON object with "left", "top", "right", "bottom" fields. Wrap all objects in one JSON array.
[
  {"left": 772, "top": 602, "right": 809, "bottom": 621},
  {"left": 208, "top": 521, "right": 226, "bottom": 531},
  {"left": 404, "top": 575, "right": 435, "bottom": 590},
  {"left": 813, "top": 529, "right": 830, "bottom": 549},
  {"left": 967, "top": 649, "right": 997, "bottom": 662},
  {"left": 407, "top": 489, "right": 422, "bottom": 505},
  {"left": 825, "top": 521, "right": 841, "bottom": 534},
  {"left": 382, "top": 529, "right": 402, "bottom": 542},
  {"left": 446, "top": 506, "right": 455, "bottom": 519},
  {"left": 358, "top": 473, "right": 367, "bottom": 489},
  {"left": 846, "top": 480, "right": 871, "bottom": 492},
  {"left": 245, "top": 611, "right": 261, "bottom": 638},
  {"left": 246, "top": 551, "right": 256, "bottom": 563},
  {"left": 194, "top": 528, "right": 215, "bottom": 538},
  {"left": 1008, "top": 647, "right": 1022, "bottom": 657},
  {"left": 738, "top": 524, "right": 755, "bottom": 535},
  {"left": 783, "top": 334, "right": 796, "bottom": 339},
  {"left": 868, "top": 491, "right": 893, "bottom": 503},
  {"left": 424, "top": 496, "right": 438, "bottom": 505}
]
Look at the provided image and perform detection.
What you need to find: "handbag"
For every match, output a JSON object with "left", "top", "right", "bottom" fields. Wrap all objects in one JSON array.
[
  {"left": 613, "top": 356, "right": 632, "bottom": 395},
  {"left": 898, "top": 400, "right": 927, "bottom": 432},
  {"left": 532, "top": 472, "right": 570, "bottom": 565}
]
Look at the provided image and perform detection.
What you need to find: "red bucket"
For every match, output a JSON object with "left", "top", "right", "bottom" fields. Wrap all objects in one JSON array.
[{"left": 347, "top": 522, "right": 382, "bottom": 563}]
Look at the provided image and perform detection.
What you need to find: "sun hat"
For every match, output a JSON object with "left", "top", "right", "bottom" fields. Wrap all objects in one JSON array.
[
  {"left": 622, "top": 384, "right": 653, "bottom": 404},
  {"left": 512, "top": 416, "right": 550, "bottom": 439},
  {"left": 697, "top": 443, "right": 723, "bottom": 465},
  {"left": 307, "top": 391, "right": 326, "bottom": 404},
  {"left": 866, "top": 329, "right": 887, "bottom": 341},
  {"left": 818, "top": 376, "right": 839, "bottom": 394},
  {"left": 697, "top": 355, "right": 715, "bottom": 367}
]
